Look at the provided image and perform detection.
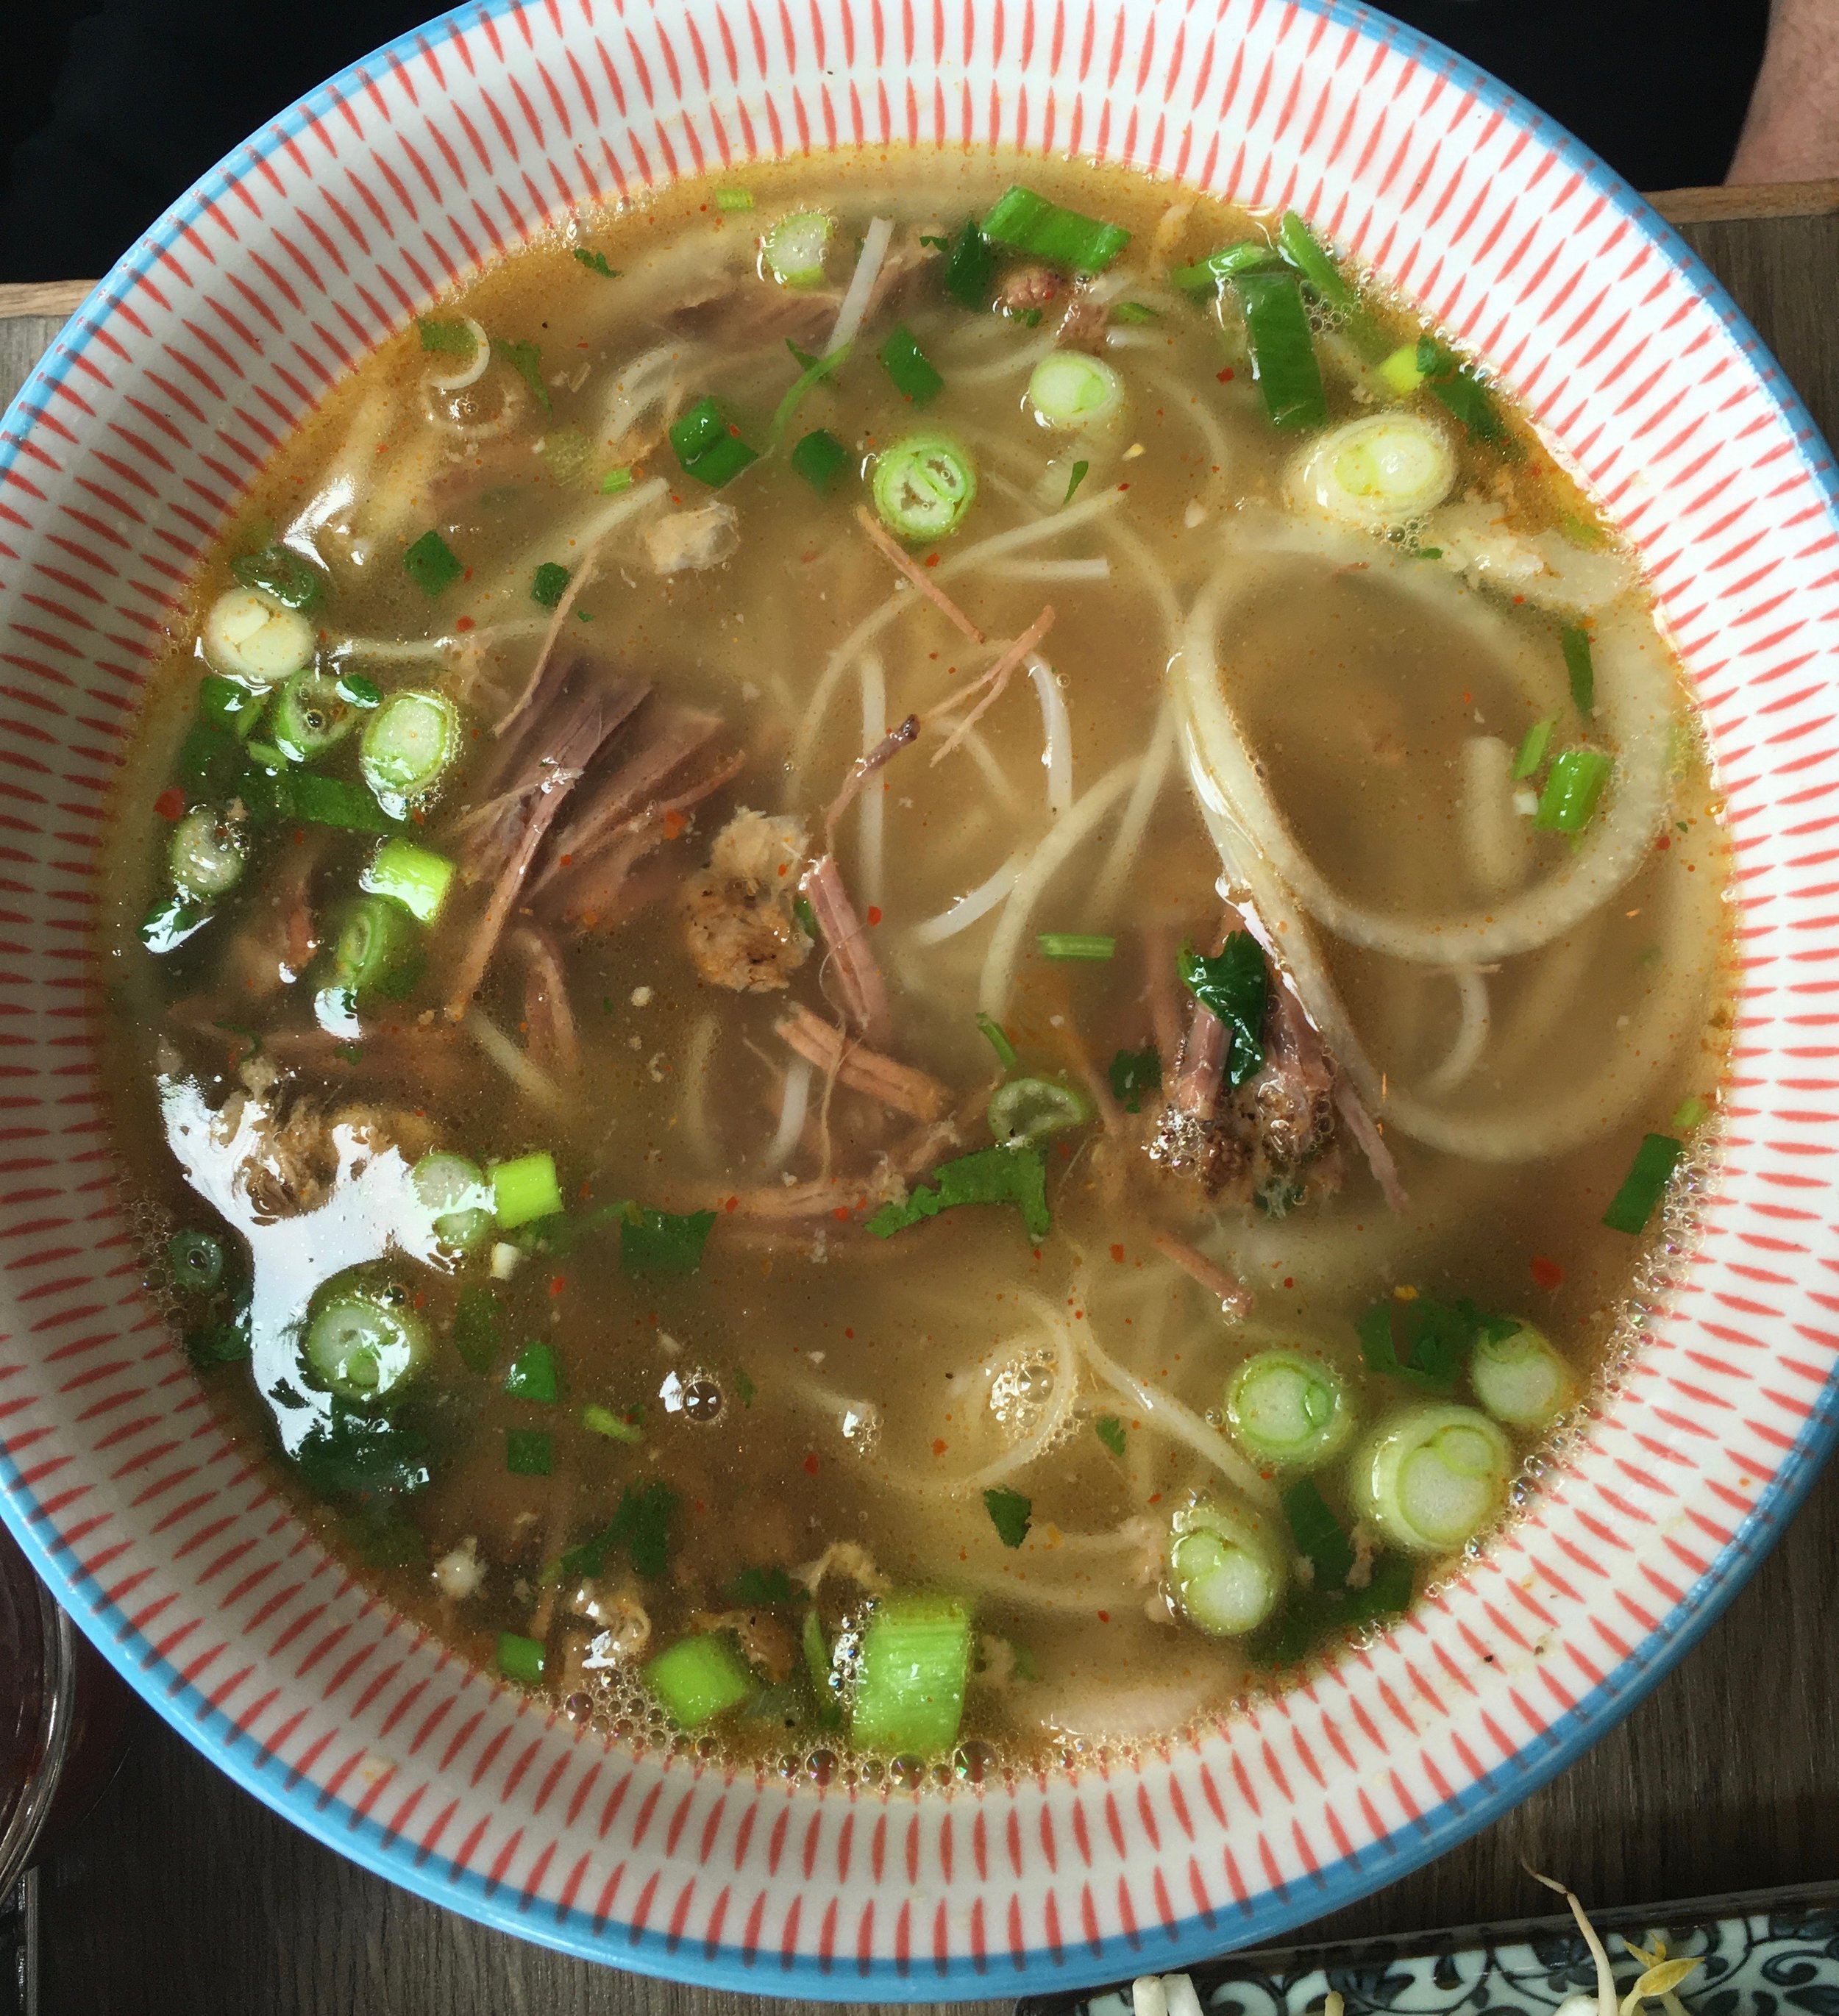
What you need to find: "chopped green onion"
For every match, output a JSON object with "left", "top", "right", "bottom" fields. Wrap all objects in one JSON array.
[
  {"left": 980, "top": 187, "right": 1130, "bottom": 274},
  {"left": 581, "top": 1402, "right": 643, "bottom": 1443},
  {"left": 497, "top": 1631, "right": 546, "bottom": 1684},
  {"left": 600, "top": 465, "right": 635, "bottom": 494},
  {"left": 271, "top": 669, "right": 358, "bottom": 763},
  {"left": 1027, "top": 352, "right": 1123, "bottom": 431},
  {"left": 531, "top": 561, "right": 571, "bottom": 608},
  {"left": 1351, "top": 1403, "right": 1512, "bottom": 1553},
  {"left": 1469, "top": 1322, "right": 1577, "bottom": 1429},
  {"left": 1178, "top": 933, "right": 1267, "bottom": 1087},
  {"left": 335, "top": 670, "right": 382, "bottom": 709},
  {"left": 1110, "top": 301, "right": 1159, "bottom": 324},
  {"left": 1415, "top": 337, "right": 1513, "bottom": 449},
  {"left": 792, "top": 893, "right": 819, "bottom": 939},
  {"left": 491, "top": 1153, "right": 564, "bottom": 1231},
  {"left": 1036, "top": 932, "right": 1114, "bottom": 961},
  {"left": 1095, "top": 1414, "right": 1126, "bottom": 1458},
  {"left": 716, "top": 188, "right": 756, "bottom": 213},
  {"left": 168, "top": 806, "right": 247, "bottom": 900},
  {"left": 866, "top": 1144, "right": 1050, "bottom": 1242},
  {"left": 402, "top": 529, "right": 463, "bottom": 597},
  {"left": 167, "top": 1229, "right": 226, "bottom": 1293},
  {"left": 496, "top": 337, "right": 552, "bottom": 415},
  {"left": 419, "top": 318, "right": 475, "bottom": 355},
  {"left": 1170, "top": 240, "right": 1280, "bottom": 295},
  {"left": 791, "top": 427, "right": 850, "bottom": 491},
  {"left": 1534, "top": 747, "right": 1612, "bottom": 833},
  {"left": 1167, "top": 1503, "right": 1285, "bottom": 1637},
  {"left": 941, "top": 218, "right": 997, "bottom": 309},
  {"left": 644, "top": 1632, "right": 756, "bottom": 1728},
  {"left": 1602, "top": 1132, "right": 1683, "bottom": 1235},
  {"left": 1559, "top": 512, "right": 1607, "bottom": 548},
  {"left": 1234, "top": 271, "right": 1328, "bottom": 431},
  {"left": 1671, "top": 1095, "right": 1710, "bottom": 1133},
  {"left": 360, "top": 689, "right": 460, "bottom": 808},
  {"left": 1225, "top": 1350, "right": 1351, "bottom": 1467},
  {"left": 983, "top": 1486, "right": 1031, "bottom": 1548},
  {"left": 975, "top": 1011, "right": 1018, "bottom": 1070},
  {"left": 1106, "top": 1044, "right": 1161, "bottom": 1113},
  {"left": 363, "top": 837, "right": 455, "bottom": 926},
  {"left": 620, "top": 1205, "right": 716, "bottom": 1275},
  {"left": 878, "top": 324, "right": 945, "bottom": 405},
  {"left": 302, "top": 1281, "right": 430, "bottom": 1401},
  {"left": 1562, "top": 624, "right": 1596, "bottom": 713},
  {"left": 231, "top": 543, "right": 326, "bottom": 612},
  {"left": 669, "top": 395, "right": 759, "bottom": 488},
  {"left": 505, "top": 1427, "right": 554, "bottom": 1476},
  {"left": 1064, "top": 460, "right": 1090, "bottom": 505},
  {"left": 986, "top": 1077, "right": 1092, "bottom": 1147},
  {"left": 771, "top": 338, "right": 852, "bottom": 445},
  {"left": 412, "top": 1151, "right": 493, "bottom": 1252},
  {"left": 871, "top": 433, "right": 977, "bottom": 541},
  {"left": 572, "top": 248, "right": 619, "bottom": 278},
  {"left": 197, "top": 672, "right": 265, "bottom": 737},
  {"left": 1512, "top": 719, "right": 1556, "bottom": 780},
  {"left": 850, "top": 1590, "right": 973, "bottom": 1756},
  {"left": 1276, "top": 210, "right": 1359, "bottom": 311},
  {"left": 331, "top": 894, "right": 421, "bottom": 1000},
  {"left": 504, "top": 1341, "right": 560, "bottom": 1403},
  {"left": 285, "top": 772, "right": 399, "bottom": 833},
  {"left": 1292, "top": 413, "right": 1456, "bottom": 530},
  {"left": 761, "top": 208, "right": 829, "bottom": 284}
]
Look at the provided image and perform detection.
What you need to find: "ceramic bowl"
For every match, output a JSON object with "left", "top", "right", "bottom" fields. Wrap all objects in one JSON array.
[{"left": 1, "top": 0, "right": 1835, "bottom": 1996}]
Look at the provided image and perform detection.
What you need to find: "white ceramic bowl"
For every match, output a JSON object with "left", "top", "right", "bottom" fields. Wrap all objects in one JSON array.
[{"left": 1, "top": 0, "right": 1835, "bottom": 1995}]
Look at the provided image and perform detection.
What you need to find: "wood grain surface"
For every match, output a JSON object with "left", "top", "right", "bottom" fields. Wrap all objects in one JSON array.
[{"left": 5, "top": 208, "right": 1838, "bottom": 2016}]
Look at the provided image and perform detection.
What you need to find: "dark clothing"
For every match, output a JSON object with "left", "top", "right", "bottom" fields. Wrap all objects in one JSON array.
[{"left": 0, "top": 0, "right": 1774, "bottom": 282}]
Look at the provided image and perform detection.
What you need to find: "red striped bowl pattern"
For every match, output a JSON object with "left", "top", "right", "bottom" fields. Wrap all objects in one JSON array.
[{"left": 1, "top": 0, "right": 1837, "bottom": 1994}]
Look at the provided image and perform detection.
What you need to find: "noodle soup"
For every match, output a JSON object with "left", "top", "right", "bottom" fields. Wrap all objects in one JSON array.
[{"left": 94, "top": 154, "right": 1729, "bottom": 1776}]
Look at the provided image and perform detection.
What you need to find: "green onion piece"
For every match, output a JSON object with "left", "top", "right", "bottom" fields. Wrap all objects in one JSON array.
[
  {"left": 1178, "top": 933, "right": 1268, "bottom": 1086},
  {"left": 402, "top": 530, "right": 463, "bottom": 597},
  {"left": 167, "top": 1229, "right": 226, "bottom": 1293},
  {"left": 669, "top": 395, "right": 760, "bottom": 488},
  {"left": 419, "top": 318, "right": 475, "bottom": 355},
  {"left": 581, "top": 1401, "right": 643, "bottom": 1443},
  {"left": 302, "top": 1281, "right": 430, "bottom": 1401},
  {"left": 1226, "top": 1351, "right": 1351, "bottom": 1467},
  {"left": 531, "top": 561, "right": 570, "bottom": 608},
  {"left": 792, "top": 893, "right": 819, "bottom": 939},
  {"left": 1469, "top": 1321, "right": 1576, "bottom": 1429},
  {"left": 850, "top": 1591, "right": 973, "bottom": 1756},
  {"left": 1415, "top": 337, "right": 1514, "bottom": 449},
  {"left": 871, "top": 433, "right": 977, "bottom": 541},
  {"left": 335, "top": 670, "right": 382, "bottom": 709},
  {"left": 619, "top": 1205, "right": 716, "bottom": 1275},
  {"left": 1064, "top": 459, "right": 1090, "bottom": 505},
  {"left": 360, "top": 690, "right": 460, "bottom": 809},
  {"left": 1106, "top": 1044, "right": 1161, "bottom": 1112},
  {"left": 412, "top": 1151, "right": 493, "bottom": 1252},
  {"left": 866, "top": 1144, "right": 1049, "bottom": 1242},
  {"left": 1378, "top": 342, "right": 1427, "bottom": 396},
  {"left": 986, "top": 1076, "right": 1092, "bottom": 1147},
  {"left": 1559, "top": 511, "right": 1607, "bottom": 547},
  {"left": 1234, "top": 271, "right": 1328, "bottom": 431},
  {"left": 1512, "top": 719, "right": 1556, "bottom": 780},
  {"left": 1351, "top": 1403, "right": 1512, "bottom": 1553},
  {"left": 716, "top": 188, "right": 756, "bottom": 213},
  {"left": 791, "top": 427, "right": 850, "bottom": 492},
  {"left": 1170, "top": 240, "right": 1281, "bottom": 295},
  {"left": 1602, "top": 1132, "right": 1683, "bottom": 1235},
  {"left": 285, "top": 772, "right": 399, "bottom": 833},
  {"left": 644, "top": 1633, "right": 756, "bottom": 1728},
  {"left": 1109, "top": 301, "right": 1159, "bottom": 324},
  {"left": 505, "top": 1341, "right": 559, "bottom": 1403},
  {"left": 802, "top": 1609, "right": 837, "bottom": 1710},
  {"left": 271, "top": 669, "right": 358, "bottom": 763},
  {"left": 452, "top": 1284, "right": 499, "bottom": 1373},
  {"left": 1671, "top": 1095, "right": 1710, "bottom": 1133},
  {"left": 168, "top": 806, "right": 247, "bottom": 900},
  {"left": 197, "top": 672, "right": 264, "bottom": 737},
  {"left": 761, "top": 209, "right": 830, "bottom": 285},
  {"left": 1276, "top": 210, "right": 1359, "bottom": 311},
  {"left": 983, "top": 1486, "right": 1031, "bottom": 1549},
  {"left": 1167, "top": 1503, "right": 1285, "bottom": 1637},
  {"left": 601, "top": 465, "right": 635, "bottom": 494},
  {"left": 1095, "top": 1414, "right": 1126, "bottom": 1458},
  {"left": 177, "top": 721, "right": 246, "bottom": 799},
  {"left": 1281, "top": 1477, "right": 1356, "bottom": 1589},
  {"left": 231, "top": 543, "right": 326, "bottom": 612},
  {"left": 331, "top": 894, "right": 421, "bottom": 1000},
  {"left": 730, "top": 1566, "right": 801, "bottom": 1607},
  {"left": 497, "top": 1631, "right": 546, "bottom": 1685},
  {"left": 941, "top": 218, "right": 997, "bottom": 309},
  {"left": 491, "top": 1153, "right": 565, "bottom": 1231},
  {"left": 1036, "top": 931, "right": 1114, "bottom": 961},
  {"left": 878, "top": 324, "right": 945, "bottom": 405},
  {"left": 1028, "top": 353, "right": 1123, "bottom": 431},
  {"left": 505, "top": 1426, "right": 554, "bottom": 1476},
  {"left": 363, "top": 837, "right": 456, "bottom": 926},
  {"left": 771, "top": 339, "right": 851, "bottom": 445},
  {"left": 975, "top": 1011, "right": 1018, "bottom": 1071},
  {"left": 496, "top": 337, "right": 552, "bottom": 415},
  {"left": 572, "top": 248, "right": 619, "bottom": 277},
  {"left": 980, "top": 187, "right": 1130, "bottom": 274},
  {"left": 138, "top": 894, "right": 213, "bottom": 954},
  {"left": 1562, "top": 624, "right": 1596, "bottom": 713},
  {"left": 1534, "top": 747, "right": 1612, "bottom": 833}
]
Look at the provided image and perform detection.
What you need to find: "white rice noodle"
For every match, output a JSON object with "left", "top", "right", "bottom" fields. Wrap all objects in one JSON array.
[
  {"left": 856, "top": 654, "right": 888, "bottom": 912},
  {"left": 1028, "top": 655, "right": 1074, "bottom": 816},
  {"left": 1419, "top": 967, "right": 1492, "bottom": 1097},
  {"left": 600, "top": 341, "right": 691, "bottom": 446},
  {"left": 978, "top": 759, "right": 1141, "bottom": 1017},
  {"left": 1091, "top": 700, "right": 1177, "bottom": 921},
  {"left": 1179, "top": 534, "right": 1675, "bottom": 966},
  {"left": 1462, "top": 733, "right": 1532, "bottom": 900},
  {"left": 282, "top": 386, "right": 391, "bottom": 559},
  {"left": 677, "top": 1011, "right": 720, "bottom": 1167},
  {"left": 984, "top": 556, "right": 1114, "bottom": 583},
  {"left": 463, "top": 1008, "right": 563, "bottom": 1114},
  {"left": 1076, "top": 1322, "right": 1277, "bottom": 1508},
  {"left": 1100, "top": 512, "right": 1184, "bottom": 644},
  {"left": 908, "top": 847, "right": 1028, "bottom": 946},
  {"left": 426, "top": 317, "right": 491, "bottom": 395},
  {"left": 958, "top": 727, "right": 1025, "bottom": 814},
  {"left": 328, "top": 619, "right": 550, "bottom": 664},
  {"left": 826, "top": 216, "right": 894, "bottom": 355},
  {"left": 766, "top": 1055, "right": 814, "bottom": 1169},
  {"left": 945, "top": 327, "right": 1058, "bottom": 385}
]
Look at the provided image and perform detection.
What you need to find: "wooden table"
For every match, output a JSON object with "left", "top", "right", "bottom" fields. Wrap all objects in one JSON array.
[{"left": 5, "top": 191, "right": 1839, "bottom": 2016}]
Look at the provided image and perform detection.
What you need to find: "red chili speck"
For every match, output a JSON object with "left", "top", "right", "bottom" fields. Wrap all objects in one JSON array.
[
  {"left": 1283, "top": 1276, "right": 1295, "bottom": 1289},
  {"left": 549, "top": 1274, "right": 565, "bottom": 1297},
  {"left": 455, "top": 616, "right": 475, "bottom": 633},
  {"left": 831, "top": 1206, "right": 849, "bottom": 1222},
  {"left": 1530, "top": 1254, "right": 1565, "bottom": 1290},
  {"left": 662, "top": 809, "right": 688, "bottom": 840},
  {"left": 1656, "top": 833, "right": 1672, "bottom": 851},
  {"left": 924, "top": 553, "right": 941, "bottom": 569},
  {"left": 154, "top": 788, "right": 185, "bottom": 821},
  {"left": 1096, "top": 1610, "right": 1110, "bottom": 1623},
  {"left": 866, "top": 905, "right": 883, "bottom": 926},
  {"left": 931, "top": 1438, "right": 948, "bottom": 1456},
  {"left": 802, "top": 1451, "right": 820, "bottom": 1475},
  {"left": 1109, "top": 1242, "right": 1125, "bottom": 1264},
  {"left": 724, "top": 1195, "right": 739, "bottom": 1214},
  {"left": 1217, "top": 367, "right": 1235, "bottom": 382}
]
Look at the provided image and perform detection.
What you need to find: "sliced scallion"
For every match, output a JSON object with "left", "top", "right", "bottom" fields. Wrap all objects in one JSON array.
[
  {"left": 1512, "top": 719, "right": 1556, "bottom": 780},
  {"left": 1533, "top": 747, "right": 1612, "bottom": 833},
  {"left": 762, "top": 208, "right": 830, "bottom": 285},
  {"left": 986, "top": 1077, "right": 1092, "bottom": 1147},
  {"left": 1350, "top": 1403, "right": 1512, "bottom": 1554},
  {"left": 772, "top": 339, "right": 851, "bottom": 444},
  {"left": 1027, "top": 351, "right": 1124, "bottom": 431},
  {"left": 878, "top": 324, "right": 945, "bottom": 405},
  {"left": 271, "top": 668, "right": 358, "bottom": 762},
  {"left": 849, "top": 1590, "right": 973, "bottom": 1756},
  {"left": 331, "top": 894, "right": 421, "bottom": 999},
  {"left": 505, "top": 1341, "right": 560, "bottom": 1403},
  {"left": 360, "top": 689, "right": 460, "bottom": 809},
  {"left": 411, "top": 1150, "right": 493, "bottom": 1253},
  {"left": 231, "top": 543, "right": 327, "bottom": 613},
  {"left": 644, "top": 1632, "right": 756, "bottom": 1728},
  {"left": 302, "top": 1281, "right": 430, "bottom": 1401},
  {"left": 1167, "top": 1501, "right": 1285, "bottom": 1637},
  {"left": 491, "top": 1151, "right": 564, "bottom": 1230},
  {"left": 871, "top": 434, "right": 977, "bottom": 541},
  {"left": 168, "top": 805, "right": 247, "bottom": 900},
  {"left": 1276, "top": 210, "right": 1359, "bottom": 313},
  {"left": 791, "top": 427, "right": 850, "bottom": 491},
  {"left": 1468, "top": 1322, "right": 1577, "bottom": 1429},
  {"left": 716, "top": 188, "right": 756, "bottom": 214},
  {"left": 669, "top": 395, "right": 759, "bottom": 488},
  {"left": 530, "top": 561, "right": 570, "bottom": 609},
  {"left": 167, "top": 1229, "right": 226, "bottom": 1293},
  {"left": 1562, "top": 624, "right": 1596, "bottom": 713},
  {"left": 1601, "top": 1131, "right": 1682, "bottom": 1235},
  {"left": 362, "top": 836, "right": 455, "bottom": 926},
  {"left": 1170, "top": 240, "right": 1280, "bottom": 296},
  {"left": 1224, "top": 1350, "right": 1351, "bottom": 1467},
  {"left": 975, "top": 1011, "right": 1018, "bottom": 1070},
  {"left": 941, "top": 218, "right": 997, "bottom": 309},
  {"left": 1036, "top": 932, "right": 1114, "bottom": 961},
  {"left": 497, "top": 1631, "right": 546, "bottom": 1684},
  {"left": 1235, "top": 271, "right": 1328, "bottom": 432},
  {"left": 402, "top": 530, "right": 463, "bottom": 598},
  {"left": 981, "top": 187, "right": 1130, "bottom": 274}
]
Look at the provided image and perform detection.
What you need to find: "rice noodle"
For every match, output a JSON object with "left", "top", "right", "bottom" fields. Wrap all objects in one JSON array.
[
  {"left": 463, "top": 1008, "right": 563, "bottom": 1113},
  {"left": 327, "top": 619, "right": 550, "bottom": 663},
  {"left": 908, "top": 847, "right": 1028, "bottom": 946},
  {"left": 427, "top": 318, "right": 492, "bottom": 395},
  {"left": 1420, "top": 968, "right": 1492, "bottom": 1095},
  {"left": 856, "top": 655, "right": 889, "bottom": 911},
  {"left": 958, "top": 728, "right": 1025, "bottom": 814},
  {"left": 984, "top": 556, "right": 1113, "bottom": 583},
  {"left": 1092, "top": 701, "right": 1177, "bottom": 920},
  {"left": 1461, "top": 733, "right": 1532, "bottom": 900},
  {"left": 766, "top": 1055, "right": 814, "bottom": 1169},
  {"left": 1076, "top": 1322, "right": 1277, "bottom": 1508},
  {"left": 1028, "top": 656, "right": 1074, "bottom": 816},
  {"left": 826, "top": 216, "right": 894, "bottom": 355},
  {"left": 677, "top": 1011, "right": 719, "bottom": 1166},
  {"left": 978, "top": 758, "right": 1141, "bottom": 1018},
  {"left": 944, "top": 327, "right": 1058, "bottom": 385},
  {"left": 600, "top": 341, "right": 691, "bottom": 446}
]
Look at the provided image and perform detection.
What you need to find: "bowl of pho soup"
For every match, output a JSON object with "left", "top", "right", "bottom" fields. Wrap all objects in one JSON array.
[{"left": 0, "top": 0, "right": 1832, "bottom": 1992}]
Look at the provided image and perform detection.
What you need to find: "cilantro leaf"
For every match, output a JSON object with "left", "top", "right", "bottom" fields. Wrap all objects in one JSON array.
[
  {"left": 530, "top": 560, "right": 570, "bottom": 608},
  {"left": 418, "top": 317, "right": 475, "bottom": 355},
  {"left": 1282, "top": 1477, "right": 1356, "bottom": 1589},
  {"left": 505, "top": 1426, "right": 553, "bottom": 1475},
  {"left": 554, "top": 1482, "right": 678, "bottom": 1584},
  {"left": 620, "top": 1205, "right": 717, "bottom": 1275},
  {"left": 866, "top": 1145, "right": 1050, "bottom": 1242},
  {"left": 983, "top": 1486, "right": 1032, "bottom": 1549},
  {"left": 504, "top": 1341, "right": 560, "bottom": 1403},
  {"left": 572, "top": 249, "right": 620, "bottom": 278},
  {"left": 1178, "top": 933, "right": 1268, "bottom": 1086},
  {"left": 496, "top": 336, "right": 552, "bottom": 415},
  {"left": 1106, "top": 1044, "right": 1161, "bottom": 1113},
  {"left": 730, "top": 1565, "right": 805, "bottom": 1607},
  {"left": 1358, "top": 1294, "right": 1512, "bottom": 1394},
  {"left": 294, "top": 1405, "right": 433, "bottom": 1498},
  {"left": 1094, "top": 1414, "right": 1127, "bottom": 1458}
]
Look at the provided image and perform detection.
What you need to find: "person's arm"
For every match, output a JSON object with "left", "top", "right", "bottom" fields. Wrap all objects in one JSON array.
[{"left": 1729, "top": 0, "right": 1839, "bottom": 182}]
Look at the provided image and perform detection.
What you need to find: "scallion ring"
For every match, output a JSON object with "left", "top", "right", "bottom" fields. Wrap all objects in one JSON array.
[
  {"left": 1349, "top": 1403, "right": 1513, "bottom": 1554},
  {"left": 1026, "top": 351, "right": 1125, "bottom": 431},
  {"left": 871, "top": 434, "right": 978, "bottom": 543},
  {"left": 1166, "top": 1500, "right": 1286, "bottom": 1637}
]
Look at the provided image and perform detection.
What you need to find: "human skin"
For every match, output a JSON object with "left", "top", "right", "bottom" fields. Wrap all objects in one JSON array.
[{"left": 1729, "top": 0, "right": 1839, "bottom": 182}]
